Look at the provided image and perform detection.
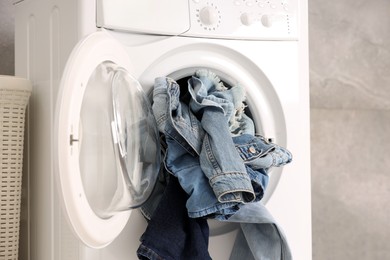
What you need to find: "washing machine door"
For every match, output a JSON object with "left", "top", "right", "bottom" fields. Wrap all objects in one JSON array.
[{"left": 54, "top": 31, "right": 161, "bottom": 248}]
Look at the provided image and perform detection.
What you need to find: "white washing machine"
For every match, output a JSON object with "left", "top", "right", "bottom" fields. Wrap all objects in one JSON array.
[{"left": 15, "top": 0, "right": 311, "bottom": 259}]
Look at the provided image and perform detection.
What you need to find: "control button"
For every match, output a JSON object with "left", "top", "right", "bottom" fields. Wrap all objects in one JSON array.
[
  {"left": 193, "top": 0, "right": 201, "bottom": 3},
  {"left": 234, "top": 0, "right": 241, "bottom": 6},
  {"left": 199, "top": 6, "right": 219, "bottom": 26},
  {"left": 283, "top": 3, "right": 289, "bottom": 11},
  {"left": 270, "top": 3, "right": 277, "bottom": 9},
  {"left": 261, "top": 14, "right": 273, "bottom": 27},
  {"left": 240, "top": 13, "right": 255, "bottom": 26},
  {"left": 258, "top": 3, "right": 266, "bottom": 8}
]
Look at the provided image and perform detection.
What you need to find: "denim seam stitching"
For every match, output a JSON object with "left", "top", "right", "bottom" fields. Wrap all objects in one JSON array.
[
  {"left": 203, "top": 135, "right": 222, "bottom": 174},
  {"left": 209, "top": 171, "right": 249, "bottom": 183}
]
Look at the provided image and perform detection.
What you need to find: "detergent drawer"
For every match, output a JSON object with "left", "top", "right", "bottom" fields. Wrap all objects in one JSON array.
[{"left": 97, "top": 0, "right": 190, "bottom": 35}]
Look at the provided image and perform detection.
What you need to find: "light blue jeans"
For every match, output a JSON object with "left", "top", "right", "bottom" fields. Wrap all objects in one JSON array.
[{"left": 224, "top": 202, "right": 292, "bottom": 260}]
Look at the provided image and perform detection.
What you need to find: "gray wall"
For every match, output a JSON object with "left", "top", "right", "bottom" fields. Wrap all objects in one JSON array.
[
  {"left": 1, "top": 1, "right": 389, "bottom": 259},
  {"left": 309, "top": 0, "right": 390, "bottom": 259},
  {"left": 0, "top": 1, "right": 15, "bottom": 76}
]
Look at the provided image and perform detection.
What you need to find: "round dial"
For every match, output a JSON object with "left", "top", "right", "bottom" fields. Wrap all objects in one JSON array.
[{"left": 199, "top": 6, "right": 219, "bottom": 26}]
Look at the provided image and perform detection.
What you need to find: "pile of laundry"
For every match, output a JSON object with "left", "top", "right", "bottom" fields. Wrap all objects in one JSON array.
[{"left": 136, "top": 69, "right": 293, "bottom": 260}]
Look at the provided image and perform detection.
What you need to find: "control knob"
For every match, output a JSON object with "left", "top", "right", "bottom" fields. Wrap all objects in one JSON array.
[
  {"left": 261, "top": 14, "right": 286, "bottom": 28},
  {"left": 261, "top": 15, "right": 273, "bottom": 27},
  {"left": 199, "top": 6, "right": 219, "bottom": 26},
  {"left": 240, "top": 13, "right": 255, "bottom": 26}
]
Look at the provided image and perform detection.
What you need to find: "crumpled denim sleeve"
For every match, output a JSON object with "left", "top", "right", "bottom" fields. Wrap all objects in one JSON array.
[
  {"left": 188, "top": 75, "right": 256, "bottom": 203},
  {"left": 234, "top": 134, "right": 293, "bottom": 169},
  {"left": 152, "top": 77, "right": 241, "bottom": 219}
]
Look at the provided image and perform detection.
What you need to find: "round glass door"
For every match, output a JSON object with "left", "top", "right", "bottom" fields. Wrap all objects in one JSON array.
[
  {"left": 79, "top": 61, "right": 161, "bottom": 218},
  {"left": 54, "top": 31, "right": 161, "bottom": 248}
]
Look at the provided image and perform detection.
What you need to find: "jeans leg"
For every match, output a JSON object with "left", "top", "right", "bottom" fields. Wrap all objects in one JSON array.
[
  {"left": 229, "top": 228, "right": 256, "bottom": 260},
  {"left": 226, "top": 203, "right": 292, "bottom": 260}
]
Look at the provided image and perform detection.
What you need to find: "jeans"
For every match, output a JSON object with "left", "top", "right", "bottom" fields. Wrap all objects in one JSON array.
[
  {"left": 140, "top": 177, "right": 292, "bottom": 260},
  {"left": 137, "top": 174, "right": 212, "bottom": 260},
  {"left": 225, "top": 202, "right": 292, "bottom": 260}
]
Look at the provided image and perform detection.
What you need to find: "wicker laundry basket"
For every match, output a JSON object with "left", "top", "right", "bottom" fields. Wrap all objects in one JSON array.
[{"left": 0, "top": 76, "right": 31, "bottom": 260}]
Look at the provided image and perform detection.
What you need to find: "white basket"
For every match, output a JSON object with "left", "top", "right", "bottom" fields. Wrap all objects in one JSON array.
[{"left": 0, "top": 76, "right": 31, "bottom": 260}]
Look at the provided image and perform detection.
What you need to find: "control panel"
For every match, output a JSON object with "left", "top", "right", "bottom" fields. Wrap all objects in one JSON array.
[{"left": 183, "top": 0, "right": 299, "bottom": 40}]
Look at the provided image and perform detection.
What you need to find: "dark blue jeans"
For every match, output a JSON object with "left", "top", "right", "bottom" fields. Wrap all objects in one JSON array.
[{"left": 137, "top": 174, "right": 212, "bottom": 260}]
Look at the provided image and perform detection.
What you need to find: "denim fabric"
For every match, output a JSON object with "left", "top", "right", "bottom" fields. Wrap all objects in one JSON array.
[
  {"left": 141, "top": 134, "right": 289, "bottom": 220},
  {"left": 151, "top": 76, "right": 293, "bottom": 218},
  {"left": 187, "top": 75, "right": 255, "bottom": 203},
  {"left": 234, "top": 134, "right": 293, "bottom": 169},
  {"left": 142, "top": 71, "right": 293, "bottom": 259},
  {"left": 225, "top": 202, "right": 292, "bottom": 260},
  {"left": 152, "top": 78, "right": 254, "bottom": 217},
  {"left": 198, "top": 107, "right": 254, "bottom": 203},
  {"left": 234, "top": 134, "right": 292, "bottom": 202},
  {"left": 152, "top": 78, "right": 241, "bottom": 219},
  {"left": 187, "top": 69, "right": 258, "bottom": 203},
  {"left": 193, "top": 70, "right": 255, "bottom": 136},
  {"left": 140, "top": 179, "right": 292, "bottom": 260},
  {"left": 231, "top": 113, "right": 255, "bottom": 136},
  {"left": 153, "top": 77, "right": 204, "bottom": 156},
  {"left": 137, "top": 175, "right": 212, "bottom": 260},
  {"left": 139, "top": 184, "right": 291, "bottom": 260},
  {"left": 140, "top": 160, "right": 169, "bottom": 221},
  {"left": 163, "top": 132, "right": 240, "bottom": 219}
]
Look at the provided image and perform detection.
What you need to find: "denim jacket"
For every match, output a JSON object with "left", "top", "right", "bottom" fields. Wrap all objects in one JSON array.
[
  {"left": 152, "top": 76, "right": 292, "bottom": 219},
  {"left": 187, "top": 75, "right": 255, "bottom": 203},
  {"left": 153, "top": 77, "right": 242, "bottom": 218}
]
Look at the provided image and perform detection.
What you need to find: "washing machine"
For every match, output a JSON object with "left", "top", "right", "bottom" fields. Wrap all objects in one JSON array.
[{"left": 14, "top": 0, "right": 311, "bottom": 259}]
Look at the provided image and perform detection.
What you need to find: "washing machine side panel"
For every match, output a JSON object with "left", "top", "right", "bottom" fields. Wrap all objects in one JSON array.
[{"left": 15, "top": 0, "right": 86, "bottom": 260}]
